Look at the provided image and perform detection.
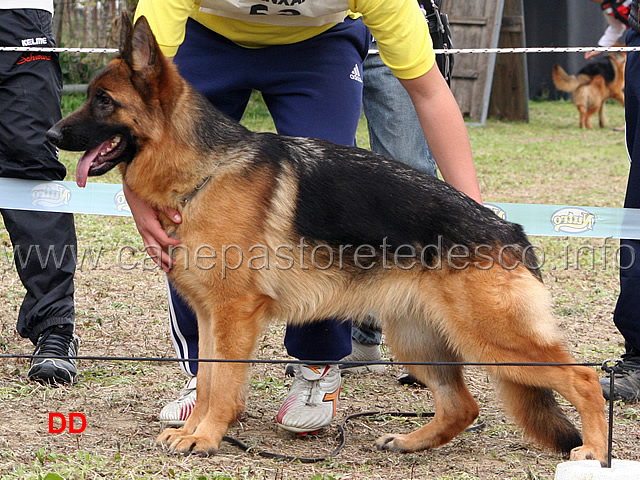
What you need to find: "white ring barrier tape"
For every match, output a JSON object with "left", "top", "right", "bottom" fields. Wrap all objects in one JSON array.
[
  {"left": 1, "top": 178, "right": 639, "bottom": 239},
  {"left": 3, "top": 45, "right": 640, "bottom": 55},
  {"left": 0, "top": 46, "right": 119, "bottom": 53}
]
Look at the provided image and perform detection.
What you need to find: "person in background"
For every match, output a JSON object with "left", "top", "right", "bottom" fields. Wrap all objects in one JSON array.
[
  {"left": 0, "top": 1, "right": 79, "bottom": 386},
  {"left": 586, "top": 1, "right": 630, "bottom": 60},
  {"left": 600, "top": 0, "right": 640, "bottom": 403}
]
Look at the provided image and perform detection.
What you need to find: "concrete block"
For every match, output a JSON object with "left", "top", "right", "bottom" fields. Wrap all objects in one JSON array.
[{"left": 555, "top": 459, "right": 640, "bottom": 480}]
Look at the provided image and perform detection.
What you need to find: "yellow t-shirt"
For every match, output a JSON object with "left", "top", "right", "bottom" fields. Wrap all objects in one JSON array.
[{"left": 134, "top": 0, "right": 434, "bottom": 79}]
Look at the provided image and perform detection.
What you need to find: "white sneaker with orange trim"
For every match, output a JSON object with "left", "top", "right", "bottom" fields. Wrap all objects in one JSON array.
[
  {"left": 159, "top": 376, "right": 197, "bottom": 428},
  {"left": 277, "top": 364, "right": 341, "bottom": 433}
]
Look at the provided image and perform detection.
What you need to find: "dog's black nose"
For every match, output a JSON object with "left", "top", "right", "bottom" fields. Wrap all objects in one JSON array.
[{"left": 46, "top": 125, "right": 62, "bottom": 146}]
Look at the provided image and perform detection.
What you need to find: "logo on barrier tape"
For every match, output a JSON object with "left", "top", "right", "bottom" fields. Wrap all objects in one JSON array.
[
  {"left": 114, "top": 189, "right": 130, "bottom": 213},
  {"left": 484, "top": 203, "right": 507, "bottom": 220},
  {"left": 551, "top": 207, "right": 595, "bottom": 234},
  {"left": 31, "top": 182, "right": 71, "bottom": 208}
]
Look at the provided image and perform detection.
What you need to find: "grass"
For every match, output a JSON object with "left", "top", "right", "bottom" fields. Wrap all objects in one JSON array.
[
  {"left": 0, "top": 94, "right": 636, "bottom": 479},
  {"left": 469, "top": 100, "right": 628, "bottom": 205}
]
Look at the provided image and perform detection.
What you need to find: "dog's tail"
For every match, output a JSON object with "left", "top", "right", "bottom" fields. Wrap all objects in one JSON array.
[
  {"left": 552, "top": 64, "right": 582, "bottom": 93},
  {"left": 498, "top": 380, "right": 582, "bottom": 455}
]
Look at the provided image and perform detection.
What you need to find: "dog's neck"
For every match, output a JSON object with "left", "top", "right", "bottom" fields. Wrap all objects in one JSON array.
[{"left": 181, "top": 175, "right": 212, "bottom": 205}]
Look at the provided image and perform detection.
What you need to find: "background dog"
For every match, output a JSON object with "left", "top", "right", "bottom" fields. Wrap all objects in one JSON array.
[
  {"left": 552, "top": 53, "right": 626, "bottom": 129},
  {"left": 47, "top": 14, "right": 608, "bottom": 463}
]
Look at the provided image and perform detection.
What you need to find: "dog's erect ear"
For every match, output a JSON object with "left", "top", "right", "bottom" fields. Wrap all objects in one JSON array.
[
  {"left": 118, "top": 13, "right": 160, "bottom": 80},
  {"left": 119, "top": 11, "right": 134, "bottom": 64},
  {"left": 130, "top": 16, "right": 158, "bottom": 75}
]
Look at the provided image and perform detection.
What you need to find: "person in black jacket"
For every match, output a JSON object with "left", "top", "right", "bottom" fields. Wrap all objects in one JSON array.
[
  {"left": 600, "top": 0, "right": 640, "bottom": 402},
  {"left": 0, "top": 4, "right": 79, "bottom": 385}
]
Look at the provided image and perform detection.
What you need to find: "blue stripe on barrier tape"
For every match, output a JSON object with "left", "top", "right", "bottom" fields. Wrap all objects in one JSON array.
[
  {"left": 0, "top": 178, "right": 130, "bottom": 216},
  {"left": 1, "top": 178, "right": 639, "bottom": 239},
  {"left": 484, "top": 203, "right": 640, "bottom": 240}
]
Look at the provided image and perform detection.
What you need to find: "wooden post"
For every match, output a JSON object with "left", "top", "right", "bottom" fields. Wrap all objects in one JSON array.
[
  {"left": 441, "top": 0, "right": 504, "bottom": 125},
  {"left": 442, "top": 0, "right": 529, "bottom": 124},
  {"left": 488, "top": 0, "right": 529, "bottom": 121}
]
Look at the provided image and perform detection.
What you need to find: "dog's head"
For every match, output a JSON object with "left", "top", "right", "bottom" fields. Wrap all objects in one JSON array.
[{"left": 47, "top": 13, "right": 174, "bottom": 187}]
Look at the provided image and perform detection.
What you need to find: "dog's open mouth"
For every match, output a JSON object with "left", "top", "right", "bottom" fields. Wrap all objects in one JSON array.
[{"left": 76, "top": 135, "right": 127, "bottom": 187}]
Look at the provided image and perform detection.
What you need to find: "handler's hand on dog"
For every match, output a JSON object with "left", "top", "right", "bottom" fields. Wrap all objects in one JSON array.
[{"left": 123, "top": 183, "right": 181, "bottom": 272}]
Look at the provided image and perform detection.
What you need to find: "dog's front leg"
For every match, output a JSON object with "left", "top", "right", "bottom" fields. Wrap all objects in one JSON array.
[{"left": 157, "top": 295, "right": 269, "bottom": 456}]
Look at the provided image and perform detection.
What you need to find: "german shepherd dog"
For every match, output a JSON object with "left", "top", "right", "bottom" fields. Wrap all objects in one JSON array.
[
  {"left": 47, "top": 15, "right": 607, "bottom": 463},
  {"left": 552, "top": 53, "right": 626, "bottom": 129}
]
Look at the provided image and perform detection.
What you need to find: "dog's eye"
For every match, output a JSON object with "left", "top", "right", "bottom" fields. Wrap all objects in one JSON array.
[
  {"left": 98, "top": 94, "right": 112, "bottom": 106},
  {"left": 94, "top": 90, "right": 114, "bottom": 108}
]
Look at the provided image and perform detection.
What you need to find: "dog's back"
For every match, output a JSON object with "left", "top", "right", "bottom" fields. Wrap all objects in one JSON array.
[
  {"left": 552, "top": 54, "right": 624, "bottom": 93},
  {"left": 577, "top": 56, "right": 616, "bottom": 83},
  {"left": 282, "top": 137, "right": 536, "bottom": 270}
]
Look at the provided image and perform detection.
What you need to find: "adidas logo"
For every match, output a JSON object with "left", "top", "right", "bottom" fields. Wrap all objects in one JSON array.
[{"left": 349, "top": 64, "right": 363, "bottom": 83}]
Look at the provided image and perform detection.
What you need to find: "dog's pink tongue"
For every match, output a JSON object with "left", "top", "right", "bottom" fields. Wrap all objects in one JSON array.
[{"left": 76, "top": 141, "right": 107, "bottom": 188}]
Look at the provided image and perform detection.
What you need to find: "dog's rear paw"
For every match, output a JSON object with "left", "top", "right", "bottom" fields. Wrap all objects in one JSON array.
[
  {"left": 375, "top": 434, "right": 410, "bottom": 452},
  {"left": 156, "top": 428, "right": 220, "bottom": 456},
  {"left": 570, "top": 445, "right": 606, "bottom": 466}
]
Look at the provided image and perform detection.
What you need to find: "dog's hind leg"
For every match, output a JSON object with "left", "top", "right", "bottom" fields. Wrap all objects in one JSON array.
[
  {"left": 374, "top": 319, "right": 479, "bottom": 452},
  {"left": 598, "top": 101, "right": 606, "bottom": 128},
  {"left": 578, "top": 105, "right": 587, "bottom": 129},
  {"left": 585, "top": 105, "right": 600, "bottom": 129},
  {"left": 157, "top": 293, "right": 270, "bottom": 455},
  {"left": 490, "top": 350, "right": 607, "bottom": 464},
  {"left": 579, "top": 104, "right": 600, "bottom": 129},
  {"left": 461, "top": 269, "right": 607, "bottom": 463}
]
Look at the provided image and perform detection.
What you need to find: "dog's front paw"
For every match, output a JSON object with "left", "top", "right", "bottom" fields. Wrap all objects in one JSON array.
[
  {"left": 375, "top": 433, "right": 411, "bottom": 452},
  {"left": 156, "top": 427, "right": 185, "bottom": 451},
  {"left": 570, "top": 445, "right": 606, "bottom": 466},
  {"left": 156, "top": 427, "right": 221, "bottom": 456}
]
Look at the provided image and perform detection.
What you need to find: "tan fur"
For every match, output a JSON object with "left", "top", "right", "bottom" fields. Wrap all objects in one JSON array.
[
  {"left": 51, "top": 15, "right": 608, "bottom": 464},
  {"left": 552, "top": 53, "right": 626, "bottom": 129}
]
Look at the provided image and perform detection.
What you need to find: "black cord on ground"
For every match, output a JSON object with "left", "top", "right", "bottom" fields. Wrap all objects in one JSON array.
[{"left": 222, "top": 411, "right": 485, "bottom": 463}]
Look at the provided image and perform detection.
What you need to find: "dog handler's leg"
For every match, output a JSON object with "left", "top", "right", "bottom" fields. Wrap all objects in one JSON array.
[{"left": 158, "top": 294, "right": 270, "bottom": 455}]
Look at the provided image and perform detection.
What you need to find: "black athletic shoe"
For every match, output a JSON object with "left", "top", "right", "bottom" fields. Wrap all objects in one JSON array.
[
  {"left": 28, "top": 325, "right": 79, "bottom": 386},
  {"left": 600, "top": 354, "right": 640, "bottom": 403}
]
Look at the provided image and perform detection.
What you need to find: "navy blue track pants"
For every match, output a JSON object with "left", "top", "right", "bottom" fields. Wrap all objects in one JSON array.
[{"left": 615, "top": 28, "right": 640, "bottom": 355}]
